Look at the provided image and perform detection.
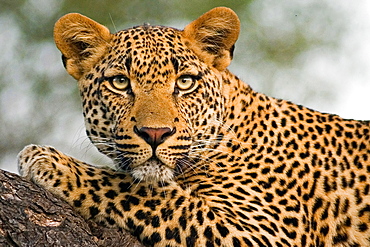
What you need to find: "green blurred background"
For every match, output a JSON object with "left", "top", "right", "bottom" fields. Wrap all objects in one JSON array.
[{"left": 1, "top": 0, "right": 370, "bottom": 172}]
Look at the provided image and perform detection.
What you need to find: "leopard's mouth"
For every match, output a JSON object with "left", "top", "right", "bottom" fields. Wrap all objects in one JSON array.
[
  {"left": 129, "top": 158, "right": 175, "bottom": 182},
  {"left": 116, "top": 153, "right": 191, "bottom": 182}
]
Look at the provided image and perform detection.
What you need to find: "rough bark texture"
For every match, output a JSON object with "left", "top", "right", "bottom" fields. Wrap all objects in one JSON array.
[{"left": 0, "top": 169, "right": 144, "bottom": 247}]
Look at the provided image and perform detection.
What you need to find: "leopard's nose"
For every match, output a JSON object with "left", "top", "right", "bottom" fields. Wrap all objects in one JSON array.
[{"left": 134, "top": 126, "right": 176, "bottom": 148}]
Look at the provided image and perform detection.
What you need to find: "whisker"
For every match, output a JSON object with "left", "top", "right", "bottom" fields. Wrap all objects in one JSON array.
[{"left": 109, "top": 13, "right": 118, "bottom": 33}]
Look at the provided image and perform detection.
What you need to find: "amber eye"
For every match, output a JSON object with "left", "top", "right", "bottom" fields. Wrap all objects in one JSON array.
[
  {"left": 109, "top": 75, "right": 130, "bottom": 90},
  {"left": 176, "top": 75, "right": 196, "bottom": 91}
]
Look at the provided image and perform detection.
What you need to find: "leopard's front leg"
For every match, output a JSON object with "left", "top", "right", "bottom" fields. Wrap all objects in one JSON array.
[
  {"left": 18, "top": 145, "right": 235, "bottom": 246},
  {"left": 18, "top": 144, "right": 134, "bottom": 225}
]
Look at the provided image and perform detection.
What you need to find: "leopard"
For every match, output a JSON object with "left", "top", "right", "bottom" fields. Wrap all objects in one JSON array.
[{"left": 18, "top": 7, "right": 370, "bottom": 247}]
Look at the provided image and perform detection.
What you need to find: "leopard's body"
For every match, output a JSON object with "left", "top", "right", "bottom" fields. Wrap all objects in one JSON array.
[{"left": 18, "top": 7, "right": 370, "bottom": 247}]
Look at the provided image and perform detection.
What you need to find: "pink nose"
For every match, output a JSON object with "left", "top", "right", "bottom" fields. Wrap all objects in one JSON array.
[{"left": 134, "top": 126, "right": 176, "bottom": 148}]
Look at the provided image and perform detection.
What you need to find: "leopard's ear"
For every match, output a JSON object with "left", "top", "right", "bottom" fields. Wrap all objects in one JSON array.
[
  {"left": 54, "top": 13, "right": 112, "bottom": 79},
  {"left": 183, "top": 7, "right": 240, "bottom": 71}
]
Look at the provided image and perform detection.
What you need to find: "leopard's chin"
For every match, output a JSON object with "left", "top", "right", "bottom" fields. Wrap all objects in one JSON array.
[{"left": 130, "top": 158, "right": 174, "bottom": 183}]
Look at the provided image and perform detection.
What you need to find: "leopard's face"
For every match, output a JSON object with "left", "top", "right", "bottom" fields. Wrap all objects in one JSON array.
[
  {"left": 78, "top": 26, "right": 225, "bottom": 181},
  {"left": 54, "top": 11, "right": 238, "bottom": 182}
]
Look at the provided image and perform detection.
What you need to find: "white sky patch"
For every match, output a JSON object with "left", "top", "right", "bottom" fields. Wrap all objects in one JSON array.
[{"left": 329, "top": 0, "right": 370, "bottom": 120}]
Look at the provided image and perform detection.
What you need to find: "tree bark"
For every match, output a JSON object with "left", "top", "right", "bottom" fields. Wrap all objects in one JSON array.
[{"left": 0, "top": 169, "right": 144, "bottom": 247}]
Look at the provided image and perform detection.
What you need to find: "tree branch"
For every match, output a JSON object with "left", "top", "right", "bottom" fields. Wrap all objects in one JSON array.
[{"left": 0, "top": 169, "right": 144, "bottom": 247}]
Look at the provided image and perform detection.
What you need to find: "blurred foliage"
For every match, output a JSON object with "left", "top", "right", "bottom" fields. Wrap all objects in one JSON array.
[{"left": 0, "top": 0, "right": 348, "bottom": 172}]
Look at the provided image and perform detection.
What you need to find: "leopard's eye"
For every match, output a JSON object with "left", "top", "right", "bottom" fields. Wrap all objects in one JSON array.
[
  {"left": 109, "top": 75, "right": 130, "bottom": 90},
  {"left": 176, "top": 75, "right": 196, "bottom": 91}
]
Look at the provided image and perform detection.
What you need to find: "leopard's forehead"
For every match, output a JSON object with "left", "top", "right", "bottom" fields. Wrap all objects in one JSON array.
[
  {"left": 113, "top": 25, "right": 182, "bottom": 52},
  {"left": 102, "top": 25, "right": 200, "bottom": 85}
]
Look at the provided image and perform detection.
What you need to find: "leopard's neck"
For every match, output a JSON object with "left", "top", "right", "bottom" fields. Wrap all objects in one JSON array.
[{"left": 221, "top": 70, "right": 275, "bottom": 138}]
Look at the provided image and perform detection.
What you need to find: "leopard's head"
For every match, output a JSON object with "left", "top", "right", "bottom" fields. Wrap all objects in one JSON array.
[{"left": 54, "top": 7, "right": 240, "bottom": 182}]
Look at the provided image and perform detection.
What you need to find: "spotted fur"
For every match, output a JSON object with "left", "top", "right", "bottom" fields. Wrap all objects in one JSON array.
[{"left": 18, "top": 7, "right": 370, "bottom": 247}]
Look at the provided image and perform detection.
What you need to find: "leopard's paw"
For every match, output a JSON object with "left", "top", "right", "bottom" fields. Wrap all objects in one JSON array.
[
  {"left": 19, "top": 145, "right": 47, "bottom": 177},
  {"left": 17, "top": 144, "right": 65, "bottom": 187}
]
